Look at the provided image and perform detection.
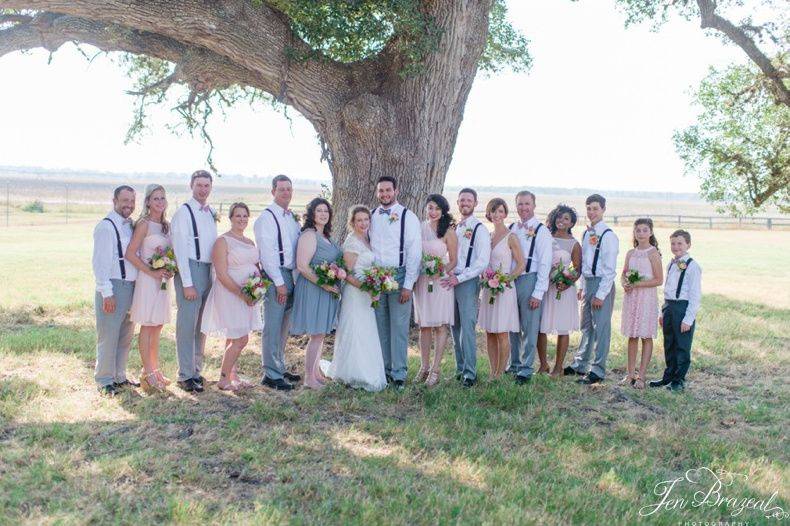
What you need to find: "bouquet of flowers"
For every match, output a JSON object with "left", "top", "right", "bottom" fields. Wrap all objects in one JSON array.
[
  {"left": 421, "top": 253, "right": 445, "bottom": 293},
  {"left": 149, "top": 245, "right": 178, "bottom": 290},
  {"left": 241, "top": 273, "right": 272, "bottom": 304},
  {"left": 480, "top": 267, "right": 513, "bottom": 305},
  {"left": 360, "top": 265, "right": 399, "bottom": 308},
  {"left": 550, "top": 261, "right": 577, "bottom": 299},
  {"left": 624, "top": 269, "right": 643, "bottom": 286},
  {"left": 313, "top": 257, "right": 348, "bottom": 297}
]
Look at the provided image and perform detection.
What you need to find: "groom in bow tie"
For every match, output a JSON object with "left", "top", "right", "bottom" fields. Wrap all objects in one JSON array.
[{"left": 368, "top": 176, "right": 421, "bottom": 390}]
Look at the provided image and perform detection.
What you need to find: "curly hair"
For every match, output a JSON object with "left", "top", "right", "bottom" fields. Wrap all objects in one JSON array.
[
  {"left": 426, "top": 194, "right": 455, "bottom": 238},
  {"left": 546, "top": 204, "right": 578, "bottom": 235},
  {"left": 302, "top": 197, "right": 333, "bottom": 237}
]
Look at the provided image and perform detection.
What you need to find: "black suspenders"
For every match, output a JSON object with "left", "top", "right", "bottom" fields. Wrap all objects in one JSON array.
[
  {"left": 373, "top": 206, "right": 409, "bottom": 268},
  {"left": 465, "top": 223, "right": 481, "bottom": 268},
  {"left": 525, "top": 223, "right": 543, "bottom": 273},
  {"left": 675, "top": 258, "right": 693, "bottom": 299},
  {"left": 102, "top": 217, "right": 126, "bottom": 280},
  {"left": 183, "top": 203, "right": 201, "bottom": 261},
  {"left": 589, "top": 228, "right": 612, "bottom": 276},
  {"left": 266, "top": 208, "right": 285, "bottom": 266}
]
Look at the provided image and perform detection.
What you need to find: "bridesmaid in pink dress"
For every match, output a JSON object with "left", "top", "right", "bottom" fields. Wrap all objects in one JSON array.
[
  {"left": 413, "top": 194, "right": 458, "bottom": 387},
  {"left": 477, "top": 198, "right": 525, "bottom": 379},
  {"left": 126, "top": 184, "right": 174, "bottom": 393},
  {"left": 620, "top": 218, "right": 663, "bottom": 389},
  {"left": 201, "top": 203, "right": 263, "bottom": 391},
  {"left": 536, "top": 204, "right": 582, "bottom": 378}
]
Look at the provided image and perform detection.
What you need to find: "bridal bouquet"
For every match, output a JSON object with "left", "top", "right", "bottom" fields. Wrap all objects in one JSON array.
[
  {"left": 313, "top": 258, "right": 348, "bottom": 297},
  {"left": 149, "top": 246, "right": 178, "bottom": 290},
  {"left": 550, "top": 261, "right": 577, "bottom": 300},
  {"left": 480, "top": 267, "right": 513, "bottom": 305},
  {"left": 421, "top": 254, "right": 445, "bottom": 293},
  {"left": 360, "top": 265, "right": 399, "bottom": 308},
  {"left": 241, "top": 273, "right": 271, "bottom": 304}
]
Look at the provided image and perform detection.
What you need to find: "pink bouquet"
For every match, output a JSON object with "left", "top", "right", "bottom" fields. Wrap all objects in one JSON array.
[
  {"left": 550, "top": 261, "right": 577, "bottom": 299},
  {"left": 480, "top": 267, "right": 513, "bottom": 305},
  {"left": 313, "top": 257, "right": 348, "bottom": 297},
  {"left": 360, "top": 265, "right": 399, "bottom": 308},
  {"left": 241, "top": 273, "right": 272, "bottom": 304},
  {"left": 149, "top": 245, "right": 177, "bottom": 290},
  {"left": 421, "top": 254, "right": 445, "bottom": 293}
]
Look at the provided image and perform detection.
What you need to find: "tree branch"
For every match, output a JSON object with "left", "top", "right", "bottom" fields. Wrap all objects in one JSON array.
[{"left": 696, "top": 0, "right": 789, "bottom": 107}]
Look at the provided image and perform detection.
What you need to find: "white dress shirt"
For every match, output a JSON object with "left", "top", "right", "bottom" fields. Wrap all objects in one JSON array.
[
  {"left": 369, "top": 202, "right": 422, "bottom": 290},
  {"left": 454, "top": 216, "right": 491, "bottom": 284},
  {"left": 170, "top": 198, "right": 218, "bottom": 287},
  {"left": 509, "top": 216, "right": 553, "bottom": 300},
  {"left": 92, "top": 210, "right": 138, "bottom": 298},
  {"left": 580, "top": 221, "right": 619, "bottom": 301},
  {"left": 664, "top": 254, "right": 702, "bottom": 325},
  {"left": 254, "top": 202, "right": 301, "bottom": 287}
]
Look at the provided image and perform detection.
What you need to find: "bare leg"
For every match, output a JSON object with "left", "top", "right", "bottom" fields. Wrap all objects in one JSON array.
[
  {"left": 486, "top": 332, "right": 498, "bottom": 379},
  {"left": 148, "top": 326, "right": 169, "bottom": 384},
  {"left": 218, "top": 336, "right": 248, "bottom": 390},
  {"left": 417, "top": 327, "right": 432, "bottom": 381},
  {"left": 304, "top": 335, "right": 325, "bottom": 389},
  {"left": 622, "top": 337, "right": 638, "bottom": 385},
  {"left": 550, "top": 335, "right": 569, "bottom": 377},
  {"left": 139, "top": 325, "right": 165, "bottom": 391},
  {"left": 426, "top": 326, "right": 448, "bottom": 386},
  {"left": 537, "top": 332, "right": 550, "bottom": 373},
  {"left": 496, "top": 333, "right": 510, "bottom": 377},
  {"left": 636, "top": 338, "right": 653, "bottom": 389}
]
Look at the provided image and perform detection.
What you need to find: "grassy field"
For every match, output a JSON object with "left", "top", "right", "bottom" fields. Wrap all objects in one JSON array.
[{"left": 0, "top": 221, "right": 788, "bottom": 524}]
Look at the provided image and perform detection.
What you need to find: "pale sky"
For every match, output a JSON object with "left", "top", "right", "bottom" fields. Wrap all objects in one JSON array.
[{"left": 0, "top": 1, "right": 745, "bottom": 192}]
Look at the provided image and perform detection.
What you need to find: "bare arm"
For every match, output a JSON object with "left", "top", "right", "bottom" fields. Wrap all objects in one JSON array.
[
  {"left": 124, "top": 219, "right": 150, "bottom": 273},
  {"left": 342, "top": 251, "right": 362, "bottom": 288},
  {"left": 444, "top": 229, "right": 458, "bottom": 275},
  {"left": 295, "top": 230, "right": 318, "bottom": 280},
  {"left": 570, "top": 242, "right": 582, "bottom": 283},
  {"left": 508, "top": 234, "right": 526, "bottom": 278},
  {"left": 211, "top": 238, "right": 244, "bottom": 299}
]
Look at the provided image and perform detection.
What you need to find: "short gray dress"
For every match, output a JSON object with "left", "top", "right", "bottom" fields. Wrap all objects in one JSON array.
[{"left": 290, "top": 230, "right": 342, "bottom": 335}]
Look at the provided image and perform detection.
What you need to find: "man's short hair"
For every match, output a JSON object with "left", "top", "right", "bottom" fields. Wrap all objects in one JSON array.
[
  {"left": 670, "top": 229, "right": 692, "bottom": 244},
  {"left": 113, "top": 185, "right": 135, "bottom": 200},
  {"left": 515, "top": 190, "right": 536, "bottom": 203},
  {"left": 458, "top": 187, "right": 478, "bottom": 201},
  {"left": 190, "top": 170, "right": 213, "bottom": 185},
  {"left": 271, "top": 174, "right": 292, "bottom": 190},
  {"left": 586, "top": 193, "right": 606, "bottom": 208},
  {"left": 377, "top": 175, "right": 397, "bottom": 189}
]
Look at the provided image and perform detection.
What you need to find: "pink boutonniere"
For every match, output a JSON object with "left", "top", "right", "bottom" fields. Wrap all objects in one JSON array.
[
  {"left": 388, "top": 212, "right": 399, "bottom": 224},
  {"left": 210, "top": 209, "right": 220, "bottom": 223},
  {"left": 463, "top": 228, "right": 473, "bottom": 240},
  {"left": 526, "top": 227, "right": 536, "bottom": 238}
]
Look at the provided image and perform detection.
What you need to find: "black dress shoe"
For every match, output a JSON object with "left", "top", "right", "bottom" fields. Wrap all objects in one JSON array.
[
  {"left": 193, "top": 375, "right": 205, "bottom": 387},
  {"left": 577, "top": 371, "right": 604, "bottom": 385},
  {"left": 385, "top": 374, "right": 394, "bottom": 384},
  {"left": 668, "top": 382, "right": 685, "bottom": 392},
  {"left": 261, "top": 376, "right": 294, "bottom": 391},
  {"left": 114, "top": 379, "right": 140, "bottom": 388},
  {"left": 178, "top": 379, "right": 200, "bottom": 392},
  {"left": 515, "top": 375, "right": 531, "bottom": 385},
  {"left": 283, "top": 372, "right": 301, "bottom": 382},
  {"left": 461, "top": 378, "right": 476, "bottom": 388},
  {"left": 455, "top": 373, "right": 463, "bottom": 381},
  {"left": 392, "top": 379, "right": 405, "bottom": 391},
  {"left": 563, "top": 366, "right": 584, "bottom": 376},
  {"left": 649, "top": 379, "right": 669, "bottom": 388},
  {"left": 98, "top": 384, "right": 118, "bottom": 397}
]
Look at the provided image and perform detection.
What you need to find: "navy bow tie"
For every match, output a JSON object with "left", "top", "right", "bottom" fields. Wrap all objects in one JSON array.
[{"left": 379, "top": 208, "right": 391, "bottom": 215}]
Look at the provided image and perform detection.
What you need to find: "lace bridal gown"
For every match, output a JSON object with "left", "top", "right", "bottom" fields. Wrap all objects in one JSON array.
[{"left": 321, "top": 234, "right": 388, "bottom": 392}]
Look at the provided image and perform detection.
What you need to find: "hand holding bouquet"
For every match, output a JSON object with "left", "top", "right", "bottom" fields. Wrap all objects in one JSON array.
[
  {"left": 360, "top": 265, "right": 399, "bottom": 308},
  {"left": 550, "top": 262, "right": 577, "bottom": 299},
  {"left": 622, "top": 269, "right": 643, "bottom": 293},
  {"left": 480, "top": 267, "right": 513, "bottom": 305},
  {"left": 241, "top": 273, "right": 272, "bottom": 305},
  {"left": 421, "top": 253, "right": 445, "bottom": 293},
  {"left": 149, "top": 246, "right": 178, "bottom": 290},
  {"left": 313, "top": 257, "right": 348, "bottom": 297}
]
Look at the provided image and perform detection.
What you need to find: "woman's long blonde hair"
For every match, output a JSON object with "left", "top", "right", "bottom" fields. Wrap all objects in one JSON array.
[{"left": 136, "top": 184, "right": 170, "bottom": 234}]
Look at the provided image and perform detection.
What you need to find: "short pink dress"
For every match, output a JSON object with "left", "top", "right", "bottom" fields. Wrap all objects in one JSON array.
[
  {"left": 130, "top": 221, "right": 172, "bottom": 326},
  {"left": 620, "top": 246, "right": 659, "bottom": 339},
  {"left": 201, "top": 235, "right": 263, "bottom": 339},
  {"left": 413, "top": 222, "right": 454, "bottom": 327},
  {"left": 478, "top": 233, "right": 519, "bottom": 333},
  {"left": 540, "top": 237, "right": 580, "bottom": 336}
]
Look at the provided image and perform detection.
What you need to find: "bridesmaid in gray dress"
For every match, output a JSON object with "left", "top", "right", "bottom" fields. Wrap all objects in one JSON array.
[{"left": 290, "top": 198, "right": 343, "bottom": 389}]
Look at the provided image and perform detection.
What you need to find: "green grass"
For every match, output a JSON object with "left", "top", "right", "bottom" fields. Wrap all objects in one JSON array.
[{"left": 0, "top": 224, "right": 788, "bottom": 524}]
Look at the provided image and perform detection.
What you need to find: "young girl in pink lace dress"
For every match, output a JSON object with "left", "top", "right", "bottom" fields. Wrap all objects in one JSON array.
[{"left": 620, "top": 218, "right": 663, "bottom": 389}]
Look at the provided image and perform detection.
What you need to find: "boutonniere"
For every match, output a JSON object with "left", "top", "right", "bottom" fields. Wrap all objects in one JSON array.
[
  {"left": 388, "top": 212, "right": 399, "bottom": 224},
  {"left": 463, "top": 228, "right": 473, "bottom": 240},
  {"left": 210, "top": 209, "right": 220, "bottom": 223},
  {"left": 526, "top": 227, "right": 536, "bottom": 238},
  {"left": 287, "top": 209, "right": 301, "bottom": 223},
  {"left": 586, "top": 227, "right": 598, "bottom": 246},
  {"left": 677, "top": 260, "right": 687, "bottom": 271}
]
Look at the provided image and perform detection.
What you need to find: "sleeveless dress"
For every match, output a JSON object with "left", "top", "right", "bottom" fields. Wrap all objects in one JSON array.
[
  {"left": 477, "top": 233, "right": 519, "bottom": 333},
  {"left": 290, "top": 230, "right": 342, "bottom": 335},
  {"left": 130, "top": 221, "right": 172, "bottom": 326},
  {"left": 200, "top": 235, "right": 263, "bottom": 339},
  {"left": 540, "top": 237, "right": 580, "bottom": 336},
  {"left": 413, "top": 221, "right": 454, "bottom": 327},
  {"left": 621, "top": 246, "right": 659, "bottom": 339},
  {"left": 320, "top": 234, "right": 388, "bottom": 391}
]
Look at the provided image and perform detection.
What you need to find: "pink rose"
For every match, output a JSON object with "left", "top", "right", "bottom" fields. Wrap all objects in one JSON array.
[
  {"left": 488, "top": 278, "right": 499, "bottom": 289},
  {"left": 337, "top": 268, "right": 347, "bottom": 280}
]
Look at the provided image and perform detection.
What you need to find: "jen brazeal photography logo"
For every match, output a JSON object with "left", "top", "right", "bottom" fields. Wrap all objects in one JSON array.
[{"left": 639, "top": 467, "right": 788, "bottom": 521}]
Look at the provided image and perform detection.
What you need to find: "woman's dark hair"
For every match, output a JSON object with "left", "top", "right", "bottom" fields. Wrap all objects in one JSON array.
[
  {"left": 302, "top": 197, "right": 333, "bottom": 237},
  {"left": 426, "top": 194, "right": 455, "bottom": 238},
  {"left": 546, "top": 204, "right": 578, "bottom": 235},
  {"left": 633, "top": 218, "right": 659, "bottom": 251}
]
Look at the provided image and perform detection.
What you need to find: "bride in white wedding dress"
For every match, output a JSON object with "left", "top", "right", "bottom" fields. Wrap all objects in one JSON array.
[{"left": 321, "top": 207, "right": 387, "bottom": 392}]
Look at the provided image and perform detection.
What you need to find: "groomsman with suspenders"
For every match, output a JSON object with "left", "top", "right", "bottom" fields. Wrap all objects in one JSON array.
[
  {"left": 254, "top": 174, "right": 302, "bottom": 391},
  {"left": 369, "top": 176, "right": 422, "bottom": 390},
  {"left": 92, "top": 185, "right": 139, "bottom": 396},
  {"left": 566, "top": 193, "right": 619, "bottom": 384},
  {"left": 507, "top": 190, "right": 553, "bottom": 383},
  {"left": 442, "top": 188, "right": 490, "bottom": 387},
  {"left": 171, "top": 170, "right": 218, "bottom": 392}
]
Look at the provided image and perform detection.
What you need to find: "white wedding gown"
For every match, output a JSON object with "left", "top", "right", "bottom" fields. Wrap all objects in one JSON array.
[{"left": 321, "top": 234, "right": 388, "bottom": 392}]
